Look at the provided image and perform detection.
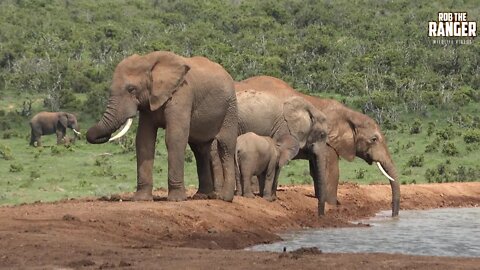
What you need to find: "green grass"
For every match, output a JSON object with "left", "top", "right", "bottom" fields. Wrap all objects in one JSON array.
[
  {"left": 0, "top": 125, "right": 199, "bottom": 205},
  {"left": 1, "top": 94, "right": 479, "bottom": 205}
]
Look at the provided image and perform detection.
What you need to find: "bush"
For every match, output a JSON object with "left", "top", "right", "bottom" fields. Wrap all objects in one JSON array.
[
  {"left": 463, "top": 129, "right": 480, "bottom": 144},
  {"left": 406, "top": 154, "right": 424, "bottom": 167},
  {"left": 9, "top": 163, "right": 24, "bottom": 173},
  {"left": 424, "top": 142, "right": 438, "bottom": 153},
  {"left": 355, "top": 168, "right": 366, "bottom": 179},
  {"left": 436, "top": 127, "right": 456, "bottom": 140},
  {"left": 426, "top": 122, "right": 436, "bottom": 136},
  {"left": 409, "top": 119, "right": 422, "bottom": 134},
  {"left": 185, "top": 148, "right": 194, "bottom": 163},
  {"left": 0, "top": 144, "right": 14, "bottom": 160},
  {"left": 441, "top": 142, "right": 459, "bottom": 156}
]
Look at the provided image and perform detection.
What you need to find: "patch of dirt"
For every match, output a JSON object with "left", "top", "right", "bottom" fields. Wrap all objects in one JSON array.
[{"left": 0, "top": 183, "right": 479, "bottom": 269}]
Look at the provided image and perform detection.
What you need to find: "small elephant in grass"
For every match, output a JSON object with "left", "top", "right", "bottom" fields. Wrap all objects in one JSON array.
[
  {"left": 29, "top": 111, "right": 81, "bottom": 147},
  {"left": 235, "top": 132, "right": 300, "bottom": 201}
]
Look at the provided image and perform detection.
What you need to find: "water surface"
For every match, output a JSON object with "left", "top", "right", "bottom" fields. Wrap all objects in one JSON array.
[{"left": 248, "top": 207, "right": 480, "bottom": 257}]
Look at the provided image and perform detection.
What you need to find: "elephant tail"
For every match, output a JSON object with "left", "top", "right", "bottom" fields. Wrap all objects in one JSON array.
[{"left": 234, "top": 146, "right": 242, "bottom": 194}]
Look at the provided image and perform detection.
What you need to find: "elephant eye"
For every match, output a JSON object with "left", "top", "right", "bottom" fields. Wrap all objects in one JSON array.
[
  {"left": 127, "top": 85, "right": 136, "bottom": 93},
  {"left": 371, "top": 136, "right": 378, "bottom": 143}
]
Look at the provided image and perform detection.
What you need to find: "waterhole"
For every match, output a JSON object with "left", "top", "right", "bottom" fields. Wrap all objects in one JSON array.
[{"left": 248, "top": 207, "right": 480, "bottom": 257}]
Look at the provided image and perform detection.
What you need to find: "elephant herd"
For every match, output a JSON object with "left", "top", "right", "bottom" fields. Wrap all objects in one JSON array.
[{"left": 30, "top": 51, "right": 400, "bottom": 217}]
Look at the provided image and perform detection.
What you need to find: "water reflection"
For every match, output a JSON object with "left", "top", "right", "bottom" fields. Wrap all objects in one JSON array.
[{"left": 248, "top": 207, "right": 480, "bottom": 257}]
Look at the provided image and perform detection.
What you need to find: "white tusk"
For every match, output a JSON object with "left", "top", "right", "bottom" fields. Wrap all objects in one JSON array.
[
  {"left": 376, "top": 162, "right": 395, "bottom": 182},
  {"left": 108, "top": 118, "right": 133, "bottom": 142},
  {"left": 73, "top": 129, "right": 81, "bottom": 136}
]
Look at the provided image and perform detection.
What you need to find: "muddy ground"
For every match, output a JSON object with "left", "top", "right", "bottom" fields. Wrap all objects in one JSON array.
[{"left": 0, "top": 182, "right": 479, "bottom": 269}]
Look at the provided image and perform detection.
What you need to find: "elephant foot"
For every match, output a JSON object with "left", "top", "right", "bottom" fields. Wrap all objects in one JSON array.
[
  {"left": 234, "top": 190, "right": 242, "bottom": 196},
  {"left": 263, "top": 195, "right": 276, "bottom": 202},
  {"left": 242, "top": 192, "right": 255, "bottom": 199},
  {"left": 192, "top": 191, "right": 217, "bottom": 200},
  {"left": 132, "top": 191, "right": 153, "bottom": 201},
  {"left": 167, "top": 188, "right": 187, "bottom": 202}
]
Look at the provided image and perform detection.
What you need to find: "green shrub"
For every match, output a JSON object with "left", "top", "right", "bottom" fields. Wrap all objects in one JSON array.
[
  {"left": 406, "top": 154, "right": 424, "bottom": 167},
  {"left": 463, "top": 129, "right": 480, "bottom": 144},
  {"left": 409, "top": 119, "right": 422, "bottom": 134},
  {"left": 185, "top": 148, "right": 194, "bottom": 163},
  {"left": 355, "top": 168, "right": 366, "bottom": 179},
  {"left": 0, "top": 144, "right": 14, "bottom": 160},
  {"left": 426, "top": 122, "right": 436, "bottom": 136},
  {"left": 436, "top": 127, "right": 456, "bottom": 140},
  {"left": 9, "top": 163, "right": 24, "bottom": 173},
  {"left": 30, "top": 171, "right": 41, "bottom": 180},
  {"left": 424, "top": 142, "right": 438, "bottom": 153},
  {"left": 441, "top": 142, "right": 459, "bottom": 156}
]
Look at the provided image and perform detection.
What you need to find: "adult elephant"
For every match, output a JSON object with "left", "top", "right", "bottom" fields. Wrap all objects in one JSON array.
[
  {"left": 86, "top": 51, "right": 237, "bottom": 202},
  {"left": 211, "top": 89, "right": 329, "bottom": 215},
  {"left": 29, "top": 111, "right": 81, "bottom": 147},
  {"left": 236, "top": 76, "right": 400, "bottom": 217}
]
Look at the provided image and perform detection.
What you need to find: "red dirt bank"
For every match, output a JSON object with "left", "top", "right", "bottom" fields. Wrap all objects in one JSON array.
[{"left": 0, "top": 182, "right": 479, "bottom": 269}]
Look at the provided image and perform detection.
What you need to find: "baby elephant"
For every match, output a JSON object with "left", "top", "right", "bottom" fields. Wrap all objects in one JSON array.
[
  {"left": 30, "top": 111, "right": 81, "bottom": 147},
  {"left": 235, "top": 132, "right": 300, "bottom": 201}
]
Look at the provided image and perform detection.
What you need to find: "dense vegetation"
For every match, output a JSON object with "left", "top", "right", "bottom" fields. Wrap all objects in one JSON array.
[{"left": 0, "top": 0, "right": 479, "bottom": 205}]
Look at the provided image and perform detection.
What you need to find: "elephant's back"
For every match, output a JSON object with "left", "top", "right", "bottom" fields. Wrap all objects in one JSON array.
[{"left": 236, "top": 90, "right": 286, "bottom": 137}]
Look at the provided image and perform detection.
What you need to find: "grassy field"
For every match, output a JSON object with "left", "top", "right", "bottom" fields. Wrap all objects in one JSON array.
[{"left": 1, "top": 93, "right": 479, "bottom": 206}]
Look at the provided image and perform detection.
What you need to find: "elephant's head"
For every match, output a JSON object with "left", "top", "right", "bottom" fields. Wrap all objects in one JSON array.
[
  {"left": 86, "top": 51, "right": 190, "bottom": 144},
  {"left": 275, "top": 134, "right": 300, "bottom": 167},
  {"left": 59, "top": 113, "right": 81, "bottom": 137},
  {"left": 283, "top": 96, "right": 329, "bottom": 215},
  {"left": 328, "top": 108, "right": 399, "bottom": 216}
]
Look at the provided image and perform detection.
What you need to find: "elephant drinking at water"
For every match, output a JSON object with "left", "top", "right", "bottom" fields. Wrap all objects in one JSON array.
[
  {"left": 236, "top": 76, "right": 400, "bottom": 217},
  {"left": 86, "top": 51, "right": 238, "bottom": 202}
]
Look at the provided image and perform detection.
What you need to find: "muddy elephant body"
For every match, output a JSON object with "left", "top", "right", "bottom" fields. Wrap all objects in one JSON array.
[
  {"left": 236, "top": 76, "right": 400, "bottom": 217},
  {"left": 86, "top": 51, "right": 237, "bottom": 202},
  {"left": 236, "top": 132, "right": 299, "bottom": 201},
  {"left": 29, "top": 111, "right": 80, "bottom": 146}
]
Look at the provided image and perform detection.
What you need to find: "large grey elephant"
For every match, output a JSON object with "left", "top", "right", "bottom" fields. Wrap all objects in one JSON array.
[
  {"left": 210, "top": 89, "right": 328, "bottom": 215},
  {"left": 86, "top": 51, "right": 238, "bottom": 202},
  {"left": 237, "top": 76, "right": 400, "bottom": 217},
  {"left": 29, "top": 111, "right": 81, "bottom": 147}
]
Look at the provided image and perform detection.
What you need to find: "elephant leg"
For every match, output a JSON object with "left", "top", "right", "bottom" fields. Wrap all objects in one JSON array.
[
  {"left": 271, "top": 168, "right": 281, "bottom": 200},
  {"left": 133, "top": 112, "right": 158, "bottom": 201},
  {"left": 56, "top": 130, "right": 66, "bottom": 145},
  {"left": 214, "top": 101, "right": 237, "bottom": 202},
  {"left": 190, "top": 142, "right": 216, "bottom": 200},
  {"left": 210, "top": 139, "right": 225, "bottom": 194},
  {"left": 241, "top": 172, "right": 255, "bottom": 199},
  {"left": 262, "top": 164, "right": 277, "bottom": 202},
  {"left": 326, "top": 146, "right": 340, "bottom": 205},
  {"left": 30, "top": 127, "right": 40, "bottom": 147},
  {"left": 309, "top": 158, "right": 319, "bottom": 198},
  {"left": 164, "top": 106, "right": 191, "bottom": 202}
]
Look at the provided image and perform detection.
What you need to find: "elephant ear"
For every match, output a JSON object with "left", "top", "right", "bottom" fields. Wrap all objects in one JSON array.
[
  {"left": 283, "top": 96, "right": 313, "bottom": 148},
  {"left": 148, "top": 52, "right": 191, "bottom": 111},
  {"left": 58, "top": 113, "right": 68, "bottom": 129},
  {"left": 327, "top": 117, "right": 356, "bottom": 161},
  {"left": 276, "top": 134, "right": 300, "bottom": 167}
]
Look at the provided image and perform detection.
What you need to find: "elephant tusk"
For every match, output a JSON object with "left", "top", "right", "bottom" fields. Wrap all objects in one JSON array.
[
  {"left": 73, "top": 129, "right": 81, "bottom": 136},
  {"left": 109, "top": 118, "right": 133, "bottom": 142},
  {"left": 376, "top": 162, "right": 395, "bottom": 182}
]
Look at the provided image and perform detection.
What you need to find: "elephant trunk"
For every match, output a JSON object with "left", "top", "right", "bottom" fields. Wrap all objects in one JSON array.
[
  {"left": 312, "top": 142, "right": 328, "bottom": 216},
  {"left": 87, "top": 101, "right": 126, "bottom": 144},
  {"left": 379, "top": 160, "right": 400, "bottom": 217}
]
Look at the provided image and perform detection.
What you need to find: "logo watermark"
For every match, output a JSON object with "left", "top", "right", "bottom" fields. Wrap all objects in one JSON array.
[{"left": 429, "top": 12, "right": 477, "bottom": 45}]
